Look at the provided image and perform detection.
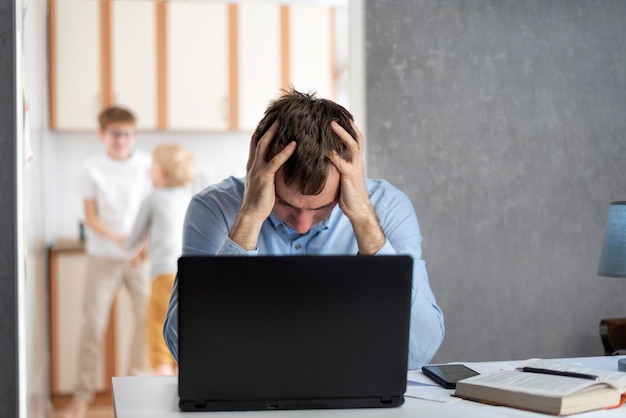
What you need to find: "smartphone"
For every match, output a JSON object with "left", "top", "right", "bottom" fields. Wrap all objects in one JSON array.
[{"left": 421, "top": 364, "right": 480, "bottom": 389}]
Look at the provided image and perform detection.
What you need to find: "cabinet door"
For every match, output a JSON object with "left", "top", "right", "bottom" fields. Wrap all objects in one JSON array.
[
  {"left": 238, "top": 4, "right": 282, "bottom": 132},
  {"left": 51, "top": 252, "right": 107, "bottom": 393},
  {"left": 289, "top": 4, "right": 335, "bottom": 100},
  {"left": 50, "top": 247, "right": 138, "bottom": 397},
  {"left": 167, "top": 2, "right": 229, "bottom": 131},
  {"left": 114, "top": 283, "right": 135, "bottom": 377},
  {"left": 111, "top": 1, "right": 157, "bottom": 130},
  {"left": 51, "top": 0, "right": 100, "bottom": 130}
]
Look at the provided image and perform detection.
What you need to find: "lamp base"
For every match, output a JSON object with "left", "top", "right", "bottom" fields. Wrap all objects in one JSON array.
[{"left": 618, "top": 358, "right": 626, "bottom": 372}]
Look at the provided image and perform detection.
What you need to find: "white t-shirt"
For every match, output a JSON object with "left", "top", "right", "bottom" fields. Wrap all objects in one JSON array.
[{"left": 79, "top": 151, "right": 152, "bottom": 259}]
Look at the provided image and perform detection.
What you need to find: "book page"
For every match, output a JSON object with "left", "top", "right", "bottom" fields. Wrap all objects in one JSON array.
[
  {"left": 460, "top": 371, "right": 607, "bottom": 396},
  {"left": 522, "top": 359, "right": 626, "bottom": 390}
]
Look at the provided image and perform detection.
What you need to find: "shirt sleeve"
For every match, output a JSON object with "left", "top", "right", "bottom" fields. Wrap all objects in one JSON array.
[
  {"left": 163, "top": 274, "right": 180, "bottom": 362},
  {"left": 374, "top": 185, "right": 445, "bottom": 370},
  {"left": 77, "top": 160, "right": 96, "bottom": 199},
  {"left": 180, "top": 193, "right": 228, "bottom": 255}
]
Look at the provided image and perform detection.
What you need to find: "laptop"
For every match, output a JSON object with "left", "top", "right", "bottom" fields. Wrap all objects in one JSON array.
[{"left": 177, "top": 255, "right": 413, "bottom": 411}]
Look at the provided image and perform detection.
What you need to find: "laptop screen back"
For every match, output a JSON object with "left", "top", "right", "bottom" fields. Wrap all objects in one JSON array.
[{"left": 177, "top": 255, "right": 412, "bottom": 411}]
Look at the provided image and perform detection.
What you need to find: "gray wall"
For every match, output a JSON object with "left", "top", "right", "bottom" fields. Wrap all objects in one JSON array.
[
  {"left": 366, "top": 0, "right": 626, "bottom": 362},
  {"left": 0, "top": 0, "right": 18, "bottom": 416}
]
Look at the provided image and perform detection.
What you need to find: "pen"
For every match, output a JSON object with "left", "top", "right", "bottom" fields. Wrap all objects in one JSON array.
[{"left": 521, "top": 367, "right": 599, "bottom": 381}]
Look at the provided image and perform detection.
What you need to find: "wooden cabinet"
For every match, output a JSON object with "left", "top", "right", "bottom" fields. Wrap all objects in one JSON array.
[
  {"left": 50, "top": 0, "right": 100, "bottom": 130},
  {"left": 111, "top": 0, "right": 158, "bottom": 130},
  {"left": 49, "top": 240, "right": 135, "bottom": 403},
  {"left": 166, "top": 2, "right": 230, "bottom": 131},
  {"left": 237, "top": 3, "right": 282, "bottom": 131},
  {"left": 49, "top": 0, "right": 338, "bottom": 132},
  {"left": 289, "top": 4, "right": 335, "bottom": 101}
]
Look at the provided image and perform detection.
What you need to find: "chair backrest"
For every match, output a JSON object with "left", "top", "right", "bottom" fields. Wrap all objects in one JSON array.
[{"left": 599, "top": 318, "right": 626, "bottom": 355}]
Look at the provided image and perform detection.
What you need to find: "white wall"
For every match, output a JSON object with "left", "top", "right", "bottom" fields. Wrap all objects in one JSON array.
[
  {"left": 46, "top": 131, "right": 251, "bottom": 241},
  {"left": 21, "top": 0, "right": 54, "bottom": 416}
]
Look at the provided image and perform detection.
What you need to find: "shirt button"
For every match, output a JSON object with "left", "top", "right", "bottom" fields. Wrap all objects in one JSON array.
[{"left": 295, "top": 244, "right": 302, "bottom": 250}]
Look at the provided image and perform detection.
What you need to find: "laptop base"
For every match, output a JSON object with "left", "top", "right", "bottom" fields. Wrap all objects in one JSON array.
[{"left": 179, "top": 395, "right": 405, "bottom": 411}]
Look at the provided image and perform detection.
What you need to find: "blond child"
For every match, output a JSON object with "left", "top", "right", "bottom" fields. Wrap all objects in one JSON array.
[
  {"left": 122, "top": 144, "right": 196, "bottom": 375},
  {"left": 61, "top": 106, "right": 152, "bottom": 418}
]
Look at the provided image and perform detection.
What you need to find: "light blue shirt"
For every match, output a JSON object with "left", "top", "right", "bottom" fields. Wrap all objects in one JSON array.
[{"left": 164, "top": 176, "right": 444, "bottom": 370}]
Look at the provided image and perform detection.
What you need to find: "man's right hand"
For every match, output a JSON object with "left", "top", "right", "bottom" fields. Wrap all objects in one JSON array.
[{"left": 230, "top": 122, "right": 297, "bottom": 250}]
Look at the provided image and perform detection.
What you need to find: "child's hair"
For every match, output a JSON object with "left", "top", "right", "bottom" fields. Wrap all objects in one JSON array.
[
  {"left": 98, "top": 106, "right": 136, "bottom": 129},
  {"left": 152, "top": 144, "right": 197, "bottom": 187}
]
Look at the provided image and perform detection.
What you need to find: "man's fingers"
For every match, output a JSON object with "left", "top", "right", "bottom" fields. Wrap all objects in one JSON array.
[
  {"left": 247, "top": 121, "right": 279, "bottom": 171},
  {"left": 256, "top": 121, "right": 279, "bottom": 153},
  {"left": 246, "top": 137, "right": 256, "bottom": 171},
  {"left": 327, "top": 149, "right": 347, "bottom": 172},
  {"left": 351, "top": 121, "right": 364, "bottom": 146},
  {"left": 331, "top": 120, "right": 362, "bottom": 153},
  {"left": 266, "top": 141, "right": 297, "bottom": 173}
]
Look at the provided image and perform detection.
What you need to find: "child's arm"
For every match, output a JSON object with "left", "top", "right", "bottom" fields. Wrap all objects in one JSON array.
[
  {"left": 83, "top": 198, "right": 124, "bottom": 242},
  {"left": 129, "top": 239, "right": 148, "bottom": 267}
]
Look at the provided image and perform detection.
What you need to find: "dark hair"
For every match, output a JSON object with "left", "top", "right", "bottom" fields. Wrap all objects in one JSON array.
[
  {"left": 252, "top": 88, "right": 356, "bottom": 195},
  {"left": 98, "top": 106, "right": 136, "bottom": 129}
]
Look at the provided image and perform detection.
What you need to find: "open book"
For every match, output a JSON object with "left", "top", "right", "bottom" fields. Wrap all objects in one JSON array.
[{"left": 454, "top": 359, "right": 626, "bottom": 416}]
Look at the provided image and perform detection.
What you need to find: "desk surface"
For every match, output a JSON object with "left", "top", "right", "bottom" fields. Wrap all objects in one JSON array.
[{"left": 112, "top": 356, "right": 626, "bottom": 417}]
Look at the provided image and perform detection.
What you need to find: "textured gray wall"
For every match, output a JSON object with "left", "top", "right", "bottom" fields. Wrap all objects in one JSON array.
[{"left": 366, "top": 0, "right": 626, "bottom": 362}]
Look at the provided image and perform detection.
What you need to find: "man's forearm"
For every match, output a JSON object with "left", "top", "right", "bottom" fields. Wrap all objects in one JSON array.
[
  {"left": 350, "top": 208, "right": 386, "bottom": 255},
  {"left": 229, "top": 211, "right": 265, "bottom": 251}
]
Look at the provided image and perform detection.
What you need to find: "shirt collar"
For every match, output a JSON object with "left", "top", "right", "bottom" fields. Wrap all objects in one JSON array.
[{"left": 267, "top": 210, "right": 335, "bottom": 234}]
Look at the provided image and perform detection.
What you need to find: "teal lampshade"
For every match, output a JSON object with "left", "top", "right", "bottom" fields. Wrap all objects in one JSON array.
[{"left": 597, "top": 201, "right": 626, "bottom": 278}]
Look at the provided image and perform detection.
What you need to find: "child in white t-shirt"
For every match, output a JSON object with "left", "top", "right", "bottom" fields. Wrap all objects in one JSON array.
[{"left": 61, "top": 106, "right": 152, "bottom": 418}]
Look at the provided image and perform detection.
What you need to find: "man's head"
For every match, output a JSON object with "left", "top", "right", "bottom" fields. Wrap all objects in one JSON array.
[
  {"left": 252, "top": 89, "right": 357, "bottom": 234},
  {"left": 97, "top": 106, "right": 137, "bottom": 160},
  {"left": 252, "top": 89, "right": 356, "bottom": 195}
]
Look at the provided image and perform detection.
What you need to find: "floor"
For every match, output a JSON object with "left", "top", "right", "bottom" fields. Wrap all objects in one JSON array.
[
  {"left": 84, "top": 405, "right": 115, "bottom": 418},
  {"left": 53, "top": 393, "right": 115, "bottom": 418}
]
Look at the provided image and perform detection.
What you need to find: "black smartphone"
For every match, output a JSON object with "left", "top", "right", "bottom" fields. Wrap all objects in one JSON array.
[{"left": 421, "top": 364, "right": 480, "bottom": 389}]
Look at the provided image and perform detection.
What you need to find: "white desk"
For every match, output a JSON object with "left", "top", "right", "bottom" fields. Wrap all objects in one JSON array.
[{"left": 112, "top": 356, "right": 626, "bottom": 417}]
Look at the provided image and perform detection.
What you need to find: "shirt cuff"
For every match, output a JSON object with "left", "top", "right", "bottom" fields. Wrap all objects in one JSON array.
[
  {"left": 217, "top": 236, "right": 259, "bottom": 256},
  {"left": 374, "top": 239, "right": 395, "bottom": 255}
]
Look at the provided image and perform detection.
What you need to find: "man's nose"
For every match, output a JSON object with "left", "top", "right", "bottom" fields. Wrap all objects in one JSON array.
[{"left": 291, "top": 211, "right": 315, "bottom": 234}]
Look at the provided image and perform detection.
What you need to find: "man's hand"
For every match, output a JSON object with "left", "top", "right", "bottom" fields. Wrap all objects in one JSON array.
[
  {"left": 328, "top": 121, "right": 386, "bottom": 255},
  {"left": 230, "top": 122, "right": 297, "bottom": 250}
]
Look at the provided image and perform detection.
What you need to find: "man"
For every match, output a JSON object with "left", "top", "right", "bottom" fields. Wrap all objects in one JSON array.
[{"left": 164, "top": 89, "right": 444, "bottom": 369}]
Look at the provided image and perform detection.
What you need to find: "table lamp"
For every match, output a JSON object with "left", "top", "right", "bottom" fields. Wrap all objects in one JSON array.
[{"left": 597, "top": 201, "right": 626, "bottom": 371}]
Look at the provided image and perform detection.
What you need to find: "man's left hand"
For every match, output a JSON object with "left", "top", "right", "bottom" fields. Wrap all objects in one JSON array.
[{"left": 327, "top": 121, "right": 386, "bottom": 254}]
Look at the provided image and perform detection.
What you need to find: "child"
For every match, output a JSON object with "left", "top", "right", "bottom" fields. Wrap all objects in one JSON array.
[
  {"left": 60, "top": 106, "right": 152, "bottom": 418},
  {"left": 121, "top": 143, "right": 196, "bottom": 375}
]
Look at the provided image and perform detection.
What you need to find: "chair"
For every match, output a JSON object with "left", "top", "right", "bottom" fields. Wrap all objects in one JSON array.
[{"left": 599, "top": 318, "right": 626, "bottom": 355}]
